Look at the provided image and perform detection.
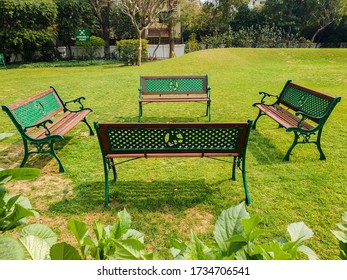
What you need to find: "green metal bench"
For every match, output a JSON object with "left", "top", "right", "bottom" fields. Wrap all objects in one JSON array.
[
  {"left": 138, "top": 75, "right": 211, "bottom": 122},
  {"left": 94, "top": 120, "right": 252, "bottom": 207},
  {"left": 2, "top": 87, "right": 94, "bottom": 172},
  {"left": 0, "top": 53, "right": 7, "bottom": 70},
  {"left": 252, "top": 80, "right": 341, "bottom": 161}
]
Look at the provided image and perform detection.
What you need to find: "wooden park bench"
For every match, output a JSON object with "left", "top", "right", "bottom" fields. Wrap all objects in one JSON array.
[
  {"left": 138, "top": 75, "right": 211, "bottom": 122},
  {"left": 252, "top": 80, "right": 341, "bottom": 161},
  {"left": 2, "top": 87, "right": 94, "bottom": 172},
  {"left": 94, "top": 120, "right": 252, "bottom": 207}
]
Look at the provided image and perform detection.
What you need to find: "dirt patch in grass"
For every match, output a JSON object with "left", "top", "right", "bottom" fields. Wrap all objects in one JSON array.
[{"left": 179, "top": 207, "right": 215, "bottom": 236}]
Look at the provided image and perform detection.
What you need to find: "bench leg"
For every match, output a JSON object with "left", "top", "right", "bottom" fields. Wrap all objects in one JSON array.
[
  {"left": 252, "top": 110, "right": 264, "bottom": 130},
  {"left": 82, "top": 117, "right": 94, "bottom": 136},
  {"left": 284, "top": 132, "right": 299, "bottom": 161},
  {"left": 206, "top": 101, "right": 211, "bottom": 121},
  {"left": 20, "top": 137, "right": 30, "bottom": 168},
  {"left": 103, "top": 159, "right": 110, "bottom": 207},
  {"left": 49, "top": 141, "right": 65, "bottom": 173},
  {"left": 231, "top": 157, "right": 237, "bottom": 181},
  {"left": 239, "top": 157, "right": 251, "bottom": 205},
  {"left": 316, "top": 129, "right": 326, "bottom": 160},
  {"left": 138, "top": 102, "right": 142, "bottom": 122}
]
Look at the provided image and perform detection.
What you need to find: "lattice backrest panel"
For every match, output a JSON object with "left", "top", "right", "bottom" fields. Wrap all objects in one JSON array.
[
  {"left": 281, "top": 86, "right": 331, "bottom": 119},
  {"left": 105, "top": 126, "right": 242, "bottom": 153},
  {"left": 142, "top": 76, "right": 207, "bottom": 94},
  {"left": 13, "top": 91, "right": 63, "bottom": 127}
]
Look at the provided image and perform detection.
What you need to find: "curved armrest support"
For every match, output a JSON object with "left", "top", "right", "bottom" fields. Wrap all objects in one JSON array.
[
  {"left": 258, "top": 91, "right": 279, "bottom": 104},
  {"left": 64, "top": 96, "right": 86, "bottom": 110},
  {"left": 25, "top": 119, "right": 53, "bottom": 136}
]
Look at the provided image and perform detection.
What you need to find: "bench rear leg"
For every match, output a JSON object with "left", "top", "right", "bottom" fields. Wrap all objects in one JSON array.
[
  {"left": 82, "top": 117, "right": 94, "bottom": 136},
  {"left": 206, "top": 101, "right": 211, "bottom": 121},
  {"left": 231, "top": 157, "right": 237, "bottom": 181},
  {"left": 240, "top": 157, "right": 251, "bottom": 205},
  {"left": 138, "top": 102, "right": 142, "bottom": 122}
]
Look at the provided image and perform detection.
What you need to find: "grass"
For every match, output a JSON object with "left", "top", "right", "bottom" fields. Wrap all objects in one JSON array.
[{"left": 0, "top": 48, "right": 346, "bottom": 259}]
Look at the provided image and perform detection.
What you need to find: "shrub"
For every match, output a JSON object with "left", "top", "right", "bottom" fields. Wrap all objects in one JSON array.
[
  {"left": 332, "top": 211, "right": 347, "bottom": 260},
  {"left": 77, "top": 36, "right": 105, "bottom": 58},
  {"left": 116, "top": 39, "right": 148, "bottom": 65},
  {"left": 185, "top": 33, "right": 200, "bottom": 53},
  {"left": 171, "top": 202, "right": 317, "bottom": 260}
]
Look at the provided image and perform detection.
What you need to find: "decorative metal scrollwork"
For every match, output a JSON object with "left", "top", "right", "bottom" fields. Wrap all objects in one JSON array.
[
  {"left": 164, "top": 130, "right": 184, "bottom": 147},
  {"left": 169, "top": 80, "right": 179, "bottom": 91},
  {"left": 34, "top": 100, "right": 46, "bottom": 115},
  {"left": 298, "top": 94, "right": 308, "bottom": 108}
]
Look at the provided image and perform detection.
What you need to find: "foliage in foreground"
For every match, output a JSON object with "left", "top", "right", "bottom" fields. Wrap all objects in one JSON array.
[
  {"left": 171, "top": 203, "right": 318, "bottom": 260},
  {"left": 332, "top": 211, "right": 347, "bottom": 260}
]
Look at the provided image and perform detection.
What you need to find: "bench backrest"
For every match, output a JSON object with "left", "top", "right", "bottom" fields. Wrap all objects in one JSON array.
[
  {"left": 95, "top": 120, "right": 252, "bottom": 156},
  {"left": 140, "top": 75, "right": 209, "bottom": 95},
  {"left": 278, "top": 80, "right": 341, "bottom": 124},
  {"left": 2, "top": 87, "right": 64, "bottom": 130}
]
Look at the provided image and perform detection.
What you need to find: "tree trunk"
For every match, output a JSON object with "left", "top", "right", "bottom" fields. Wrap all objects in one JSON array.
[{"left": 138, "top": 30, "right": 142, "bottom": 66}]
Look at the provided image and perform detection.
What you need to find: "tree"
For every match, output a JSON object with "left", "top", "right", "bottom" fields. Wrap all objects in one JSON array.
[
  {"left": 310, "top": 0, "right": 347, "bottom": 44},
  {"left": 55, "top": 0, "right": 96, "bottom": 59},
  {"left": 88, "top": 0, "right": 114, "bottom": 58},
  {"left": 0, "top": 0, "right": 57, "bottom": 62},
  {"left": 120, "top": 0, "right": 167, "bottom": 66}
]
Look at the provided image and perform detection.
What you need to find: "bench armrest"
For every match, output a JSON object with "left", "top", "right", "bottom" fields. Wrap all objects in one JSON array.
[
  {"left": 25, "top": 119, "right": 53, "bottom": 136},
  {"left": 259, "top": 91, "right": 279, "bottom": 103},
  {"left": 64, "top": 96, "right": 86, "bottom": 110}
]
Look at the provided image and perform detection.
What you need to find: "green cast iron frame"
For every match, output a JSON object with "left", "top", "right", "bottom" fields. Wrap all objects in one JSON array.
[
  {"left": 252, "top": 80, "right": 341, "bottom": 161},
  {"left": 138, "top": 75, "right": 211, "bottom": 122},
  {"left": 0, "top": 53, "right": 7, "bottom": 70},
  {"left": 94, "top": 120, "right": 252, "bottom": 207},
  {"left": 2, "top": 86, "right": 94, "bottom": 172}
]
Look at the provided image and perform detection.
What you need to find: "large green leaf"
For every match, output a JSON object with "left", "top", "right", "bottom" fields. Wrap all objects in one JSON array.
[
  {"left": 0, "top": 234, "right": 25, "bottom": 260},
  {"left": 213, "top": 202, "right": 250, "bottom": 254},
  {"left": 19, "top": 235, "right": 51, "bottom": 260},
  {"left": 332, "top": 230, "right": 347, "bottom": 243},
  {"left": 184, "top": 230, "right": 214, "bottom": 260},
  {"left": 112, "top": 239, "right": 148, "bottom": 260},
  {"left": 287, "top": 222, "right": 314, "bottom": 242},
  {"left": 67, "top": 219, "right": 88, "bottom": 245},
  {"left": 20, "top": 224, "right": 57, "bottom": 246},
  {"left": 118, "top": 209, "right": 131, "bottom": 235},
  {"left": 50, "top": 242, "right": 82, "bottom": 260},
  {"left": 122, "top": 229, "right": 145, "bottom": 243},
  {"left": 0, "top": 168, "right": 40, "bottom": 182},
  {"left": 298, "top": 245, "right": 318, "bottom": 260}
]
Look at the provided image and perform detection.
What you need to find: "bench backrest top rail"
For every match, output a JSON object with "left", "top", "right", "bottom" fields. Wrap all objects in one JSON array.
[
  {"left": 95, "top": 121, "right": 252, "bottom": 155},
  {"left": 3, "top": 87, "right": 64, "bottom": 128},
  {"left": 140, "top": 75, "right": 209, "bottom": 95},
  {"left": 279, "top": 81, "right": 340, "bottom": 123}
]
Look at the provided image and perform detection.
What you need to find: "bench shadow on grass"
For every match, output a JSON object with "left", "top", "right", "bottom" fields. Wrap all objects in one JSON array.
[
  {"left": 248, "top": 129, "right": 285, "bottom": 164},
  {"left": 48, "top": 178, "right": 222, "bottom": 214},
  {"left": 0, "top": 137, "right": 71, "bottom": 170}
]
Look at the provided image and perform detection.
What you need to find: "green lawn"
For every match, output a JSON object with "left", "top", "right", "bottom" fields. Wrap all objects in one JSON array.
[{"left": 0, "top": 48, "right": 346, "bottom": 259}]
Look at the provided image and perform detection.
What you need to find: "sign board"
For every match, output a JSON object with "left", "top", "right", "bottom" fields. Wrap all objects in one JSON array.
[{"left": 75, "top": 28, "right": 90, "bottom": 42}]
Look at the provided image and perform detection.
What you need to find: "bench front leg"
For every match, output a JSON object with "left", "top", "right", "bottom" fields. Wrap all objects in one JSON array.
[
  {"left": 138, "top": 101, "right": 143, "bottom": 122},
  {"left": 82, "top": 117, "right": 95, "bottom": 136}
]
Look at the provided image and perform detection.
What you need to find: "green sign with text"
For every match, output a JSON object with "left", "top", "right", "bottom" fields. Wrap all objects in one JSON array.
[{"left": 75, "top": 28, "right": 90, "bottom": 42}]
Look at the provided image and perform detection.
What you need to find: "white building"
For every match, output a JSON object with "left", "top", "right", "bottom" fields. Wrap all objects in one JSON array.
[{"left": 248, "top": 0, "right": 266, "bottom": 9}]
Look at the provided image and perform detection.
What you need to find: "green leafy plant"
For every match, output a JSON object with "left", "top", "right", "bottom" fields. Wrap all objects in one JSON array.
[
  {"left": 116, "top": 39, "right": 148, "bottom": 65},
  {"left": 331, "top": 211, "right": 347, "bottom": 260},
  {"left": 50, "top": 209, "right": 153, "bottom": 260},
  {"left": 77, "top": 36, "right": 105, "bottom": 59},
  {"left": 171, "top": 202, "right": 317, "bottom": 260}
]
